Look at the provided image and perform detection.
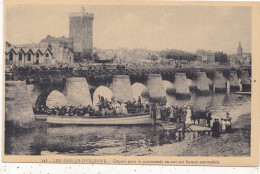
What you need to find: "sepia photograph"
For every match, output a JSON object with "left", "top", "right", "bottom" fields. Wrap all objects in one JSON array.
[{"left": 2, "top": 1, "right": 259, "bottom": 166}]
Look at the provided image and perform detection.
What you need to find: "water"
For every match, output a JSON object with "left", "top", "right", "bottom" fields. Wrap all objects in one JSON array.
[{"left": 5, "top": 92, "right": 251, "bottom": 155}]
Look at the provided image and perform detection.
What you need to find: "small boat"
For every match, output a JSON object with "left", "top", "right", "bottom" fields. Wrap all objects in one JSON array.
[
  {"left": 46, "top": 113, "right": 154, "bottom": 126},
  {"left": 236, "top": 91, "right": 251, "bottom": 95}
]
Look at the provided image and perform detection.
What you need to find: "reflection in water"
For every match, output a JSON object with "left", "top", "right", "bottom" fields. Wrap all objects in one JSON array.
[{"left": 5, "top": 92, "right": 251, "bottom": 155}]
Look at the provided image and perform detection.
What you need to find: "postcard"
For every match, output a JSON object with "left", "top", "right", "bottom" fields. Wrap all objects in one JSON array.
[{"left": 2, "top": 0, "right": 260, "bottom": 166}]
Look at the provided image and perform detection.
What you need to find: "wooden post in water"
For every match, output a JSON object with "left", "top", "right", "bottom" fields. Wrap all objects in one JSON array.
[{"left": 122, "top": 132, "right": 128, "bottom": 153}]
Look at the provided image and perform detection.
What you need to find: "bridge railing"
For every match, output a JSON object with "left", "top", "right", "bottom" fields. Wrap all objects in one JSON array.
[{"left": 5, "top": 65, "right": 251, "bottom": 83}]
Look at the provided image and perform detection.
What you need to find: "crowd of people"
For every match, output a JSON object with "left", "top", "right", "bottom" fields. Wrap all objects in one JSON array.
[
  {"left": 211, "top": 112, "right": 232, "bottom": 137},
  {"left": 33, "top": 96, "right": 151, "bottom": 117},
  {"left": 33, "top": 105, "right": 94, "bottom": 116},
  {"left": 164, "top": 105, "right": 212, "bottom": 127},
  {"left": 33, "top": 93, "right": 232, "bottom": 137},
  {"left": 94, "top": 96, "right": 150, "bottom": 116}
]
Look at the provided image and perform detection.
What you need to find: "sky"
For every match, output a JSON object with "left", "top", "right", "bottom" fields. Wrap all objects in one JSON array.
[{"left": 5, "top": 5, "right": 252, "bottom": 54}]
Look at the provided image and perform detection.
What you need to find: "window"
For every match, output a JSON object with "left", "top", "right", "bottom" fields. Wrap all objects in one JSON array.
[
  {"left": 19, "top": 53, "right": 22, "bottom": 61},
  {"left": 9, "top": 52, "right": 13, "bottom": 61},
  {"left": 36, "top": 53, "right": 39, "bottom": 58},
  {"left": 35, "top": 59, "right": 39, "bottom": 65},
  {"left": 28, "top": 53, "right": 31, "bottom": 61},
  {"left": 45, "top": 53, "right": 49, "bottom": 57}
]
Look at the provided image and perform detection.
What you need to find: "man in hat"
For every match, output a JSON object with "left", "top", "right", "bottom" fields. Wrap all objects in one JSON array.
[
  {"left": 212, "top": 119, "right": 221, "bottom": 137},
  {"left": 206, "top": 110, "right": 212, "bottom": 127}
]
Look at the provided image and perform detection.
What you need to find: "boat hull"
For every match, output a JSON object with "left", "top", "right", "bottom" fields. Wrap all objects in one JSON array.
[
  {"left": 46, "top": 114, "right": 154, "bottom": 125},
  {"left": 236, "top": 91, "right": 251, "bottom": 95}
]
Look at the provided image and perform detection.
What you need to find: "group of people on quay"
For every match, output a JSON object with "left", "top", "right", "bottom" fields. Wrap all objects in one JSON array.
[
  {"left": 154, "top": 104, "right": 232, "bottom": 137},
  {"left": 211, "top": 112, "right": 232, "bottom": 137},
  {"left": 161, "top": 105, "right": 213, "bottom": 127}
]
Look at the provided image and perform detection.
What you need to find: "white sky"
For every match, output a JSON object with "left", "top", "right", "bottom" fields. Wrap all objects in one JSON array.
[{"left": 5, "top": 5, "right": 252, "bottom": 54}]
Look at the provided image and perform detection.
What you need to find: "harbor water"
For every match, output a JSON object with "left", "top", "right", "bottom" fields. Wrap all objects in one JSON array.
[{"left": 5, "top": 92, "right": 251, "bottom": 155}]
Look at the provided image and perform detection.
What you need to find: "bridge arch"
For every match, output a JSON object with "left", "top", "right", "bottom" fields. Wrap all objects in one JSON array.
[
  {"left": 131, "top": 82, "right": 149, "bottom": 103},
  {"left": 46, "top": 90, "right": 68, "bottom": 108},
  {"left": 35, "top": 89, "right": 65, "bottom": 107},
  {"left": 92, "top": 86, "right": 114, "bottom": 109}
]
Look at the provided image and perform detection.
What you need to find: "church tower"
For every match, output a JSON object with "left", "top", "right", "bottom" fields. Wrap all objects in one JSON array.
[
  {"left": 237, "top": 41, "right": 242, "bottom": 55},
  {"left": 69, "top": 7, "right": 94, "bottom": 61}
]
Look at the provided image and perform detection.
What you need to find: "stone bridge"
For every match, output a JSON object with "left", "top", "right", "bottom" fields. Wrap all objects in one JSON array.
[{"left": 5, "top": 66, "right": 251, "bottom": 127}]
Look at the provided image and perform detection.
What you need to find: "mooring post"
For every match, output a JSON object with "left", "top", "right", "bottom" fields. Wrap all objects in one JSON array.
[{"left": 123, "top": 132, "right": 128, "bottom": 152}]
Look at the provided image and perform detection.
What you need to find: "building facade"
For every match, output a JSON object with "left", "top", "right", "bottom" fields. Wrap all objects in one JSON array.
[
  {"left": 195, "top": 50, "right": 215, "bottom": 64},
  {"left": 5, "top": 7, "right": 94, "bottom": 66},
  {"left": 5, "top": 38, "right": 74, "bottom": 66},
  {"left": 5, "top": 43, "right": 55, "bottom": 66}
]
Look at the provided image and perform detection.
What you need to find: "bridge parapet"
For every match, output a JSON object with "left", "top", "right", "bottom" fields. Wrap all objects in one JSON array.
[{"left": 5, "top": 66, "right": 251, "bottom": 86}]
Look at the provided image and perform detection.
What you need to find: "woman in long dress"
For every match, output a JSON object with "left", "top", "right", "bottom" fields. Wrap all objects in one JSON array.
[
  {"left": 121, "top": 102, "right": 128, "bottom": 114},
  {"left": 185, "top": 107, "right": 192, "bottom": 125}
]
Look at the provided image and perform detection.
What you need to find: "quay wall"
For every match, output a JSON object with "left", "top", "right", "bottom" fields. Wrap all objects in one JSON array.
[
  {"left": 63, "top": 78, "right": 92, "bottom": 107},
  {"left": 5, "top": 81, "right": 34, "bottom": 127},
  {"left": 174, "top": 73, "right": 191, "bottom": 99},
  {"left": 112, "top": 75, "right": 134, "bottom": 102},
  {"left": 146, "top": 74, "right": 166, "bottom": 103}
]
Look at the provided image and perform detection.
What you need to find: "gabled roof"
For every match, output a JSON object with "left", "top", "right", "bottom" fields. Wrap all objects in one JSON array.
[
  {"left": 34, "top": 49, "right": 44, "bottom": 55},
  {"left": 42, "top": 48, "right": 53, "bottom": 55},
  {"left": 22, "top": 48, "right": 35, "bottom": 55},
  {"left": 5, "top": 47, "right": 13, "bottom": 54},
  {"left": 17, "top": 48, "right": 26, "bottom": 54},
  {"left": 5, "top": 46, "right": 53, "bottom": 55}
]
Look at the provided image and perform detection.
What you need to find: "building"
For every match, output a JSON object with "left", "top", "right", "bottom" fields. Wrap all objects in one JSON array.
[
  {"left": 5, "top": 7, "right": 95, "bottom": 66},
  {"left": 39, "top": 35, "right": 74, "bottom": 64},
  {"left": 5, "top": 42, "right": 55, "bottom": 66},
  {"left": 69, "top": 7, "right": 94, "bottom": 61},
  {"left": 228, "top": 42, "right": 251, "bottom": 66},
  {"left": 5, "top": 37, "right": 74, "bottom": 66},
  {"left": 195, "top": 50, "right": 215, "bottom": 64}
]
